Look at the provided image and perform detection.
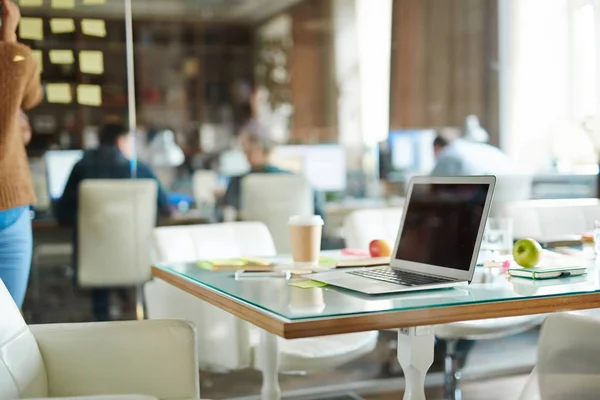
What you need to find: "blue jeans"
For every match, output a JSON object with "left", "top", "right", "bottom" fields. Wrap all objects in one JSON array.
[{"left": 0, "top": 208, "right": 32, "bottom": 308}]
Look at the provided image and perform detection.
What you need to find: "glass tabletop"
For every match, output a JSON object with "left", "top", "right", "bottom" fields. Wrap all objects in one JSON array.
[{"left": 155, "top": 251, "right": 600, "bottom": 321}]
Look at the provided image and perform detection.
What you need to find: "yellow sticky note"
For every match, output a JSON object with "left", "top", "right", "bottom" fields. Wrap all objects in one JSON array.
[
  {"left": 19, "top": 18, "right": 43, "bottom": 40},
  {"left": 49, "top": 50, "right": 74, "bottom": 65},
  {"left": 77, "top": 84, "right": 102, "bottom": 106},
  {"left": 79, "top": 51, "right": 103, "bottom": 75},
  {"left": 81, "top": 19, "right": 106, "bottom": 38},
  {"left": 19, "top": 0, "right": 43, "bottom": 7},
  {"left": 288, "top": 280, "right": 329, "bottom": 289},
  {"left": 31, "top": 50, "right": 43, "bottom": 72},
  {"left": 46, "top": 83, "right": 72, "bottom": 104},
  {"left": 51, "top": 0, "right": 75, "bottom": 9},
  {"left": 50, "top": 18, "right": 75, "bottom": 34},
  {"left": 83, "top": 0, "right": 106, "bottom": 4}
]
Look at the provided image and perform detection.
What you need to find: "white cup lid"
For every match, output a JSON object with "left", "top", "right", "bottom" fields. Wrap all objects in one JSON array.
[{"left": 288, "top": 215, "right": 324, "bottom": 226}]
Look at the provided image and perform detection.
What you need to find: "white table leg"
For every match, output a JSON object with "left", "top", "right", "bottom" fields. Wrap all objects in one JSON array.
[
  {"left": 397, "top": 326, "right": 435, "bottom": 400},
  {"left": 257, "top": 329, "right": 281, "bottom": 400}
]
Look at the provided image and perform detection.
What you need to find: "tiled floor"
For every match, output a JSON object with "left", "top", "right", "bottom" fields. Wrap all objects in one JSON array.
[{"left": 365, "top": 375, "right": 529, "bottom": 400}]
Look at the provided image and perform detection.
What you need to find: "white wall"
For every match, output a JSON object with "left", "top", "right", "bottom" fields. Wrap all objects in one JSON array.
[
  {"left": 501, "top": 0, "right": 573, "bottom": 171},
  {"left": 356, "top": 0, "right": 393, "bottom": 148},
  {"left": 332, "top": 0, "right": 392, "bottom": 151},
  {"left": 332, "top": 0, "right": 362, "bottom": 152}
]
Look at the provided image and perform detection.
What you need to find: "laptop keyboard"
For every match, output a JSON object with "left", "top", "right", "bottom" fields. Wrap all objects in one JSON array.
[{"left": 348, "top": 267, "right": 454, "bottom": 287}]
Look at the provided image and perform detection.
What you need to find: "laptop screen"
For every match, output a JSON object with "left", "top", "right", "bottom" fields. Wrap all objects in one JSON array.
[{"left": 395, "top": 183, "right": 490, "bottom": 271}]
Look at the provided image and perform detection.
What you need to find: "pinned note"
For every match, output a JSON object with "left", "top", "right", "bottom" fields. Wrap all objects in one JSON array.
[
  {"left": 49, "top": 50, "right": 74, "bottom": 65},
  {"left": 50, "top": 18, "right": 75, "bottom": 34},
  {"left": 51, "top": 0, "right": 75, "bottom": 9},
  {"left": 81, "top": 19, "right": 106, "bottom": 38},
  {"left": 19, "top": 0, "right": 43, "bottom": 7},
  {"left": 31, "top": 50, "right": 43, "bottom": 72},
  {"left": 79, "top": 51, "right": 103, "bottom": 75},
  {"left": 83, "top": 0, "right": 106, "bottom": 4},
  {"left": 46, "top": 84, "right": 72, "bottom": 104},
  {"left": 19, "top": 18, "right": 43, "bottom": 40},
  {"left": 77, "top": 85, "right": 102, "bottom": 106}
]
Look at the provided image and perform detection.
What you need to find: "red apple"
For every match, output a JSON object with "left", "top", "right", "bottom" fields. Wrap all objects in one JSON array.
[{"left": 369, "top": 239, "right": 392, "bottom": 257}]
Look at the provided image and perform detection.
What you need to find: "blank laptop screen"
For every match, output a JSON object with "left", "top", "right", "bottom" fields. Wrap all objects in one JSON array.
[{"left": 395, "top": 183, "right": 490, "bottom": 271}]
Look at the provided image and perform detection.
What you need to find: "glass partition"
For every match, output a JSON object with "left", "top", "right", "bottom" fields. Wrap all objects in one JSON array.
[{"left": 25, "top": 0, "right": 600, "bottom": 324}]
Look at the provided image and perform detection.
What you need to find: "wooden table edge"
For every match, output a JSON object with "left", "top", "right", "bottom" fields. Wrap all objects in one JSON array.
[{"left": 152, "top": 266, "right": 600, "bottom": 339}]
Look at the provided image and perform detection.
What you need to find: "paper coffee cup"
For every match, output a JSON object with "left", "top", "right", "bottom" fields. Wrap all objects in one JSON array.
[{"left": 288, "top": 215, "right": 324, "bottom": 265}]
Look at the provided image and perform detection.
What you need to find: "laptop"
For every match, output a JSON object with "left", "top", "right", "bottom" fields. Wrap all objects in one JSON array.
[{"left": 310, "top": 176, "right": 496, "bottom": 294}]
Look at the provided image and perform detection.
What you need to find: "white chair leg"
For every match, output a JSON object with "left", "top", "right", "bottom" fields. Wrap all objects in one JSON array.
[
  {"left": 135, "top": 284, "right": 145, "bottom": 320},
  {"left": 257, "top": 329, "right": 281, "bottom": 400},
  {"left": 397, "top": 326, "right": 435, "bottom": 400},
  {"left": 444, "top": 339, "right": 462, "bottom": 400}
]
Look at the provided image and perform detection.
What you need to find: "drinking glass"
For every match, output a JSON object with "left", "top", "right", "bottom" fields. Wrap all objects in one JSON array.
[{"left": 481, "top": 218, "right": 513, "bottom": 255}]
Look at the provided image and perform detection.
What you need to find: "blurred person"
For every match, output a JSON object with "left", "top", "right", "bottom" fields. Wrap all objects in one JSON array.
[
  {"left": 56, "top": 123, "right": 170, "bottom": 321},
  {"left": 431, "top": 128, "right": 514, "bottom": 176},
  {"left": 0, "top": 0, "right": 43, "bottom": 308},
  {"left": 220, "top": 124, "right": 325, "bottom": 221},
  {"left": 432, "top": 134, "right": 450, "bottom": 161}
]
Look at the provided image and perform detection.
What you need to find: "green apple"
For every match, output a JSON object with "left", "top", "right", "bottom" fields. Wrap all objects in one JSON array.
[{"left": 512, "top": 238, "right": 542, "bottom": 268}]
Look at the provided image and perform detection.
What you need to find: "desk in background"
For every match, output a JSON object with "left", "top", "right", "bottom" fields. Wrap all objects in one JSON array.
[
  {"left": 32, "top": 209, "right": 212, "bottom": 231},
  {"left": 531, "top": 173, "right": 597, "bottom": 199}
]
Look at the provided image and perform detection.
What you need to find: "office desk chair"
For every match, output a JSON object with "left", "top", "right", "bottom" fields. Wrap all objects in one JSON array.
[
  {"left": 240, "top": 174, "right": 314, "bottom": 253},
  {"left": 519, "top": 313, "right": 600, "bottom": 400},
  {"left": 78, "top": 179, "right": 157, "bottom": 320}
]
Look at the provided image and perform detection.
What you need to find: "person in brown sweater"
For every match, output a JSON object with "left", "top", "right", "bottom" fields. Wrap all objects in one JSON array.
[{"left": 0, "top": 0, "right": 43, "bottom": 308}]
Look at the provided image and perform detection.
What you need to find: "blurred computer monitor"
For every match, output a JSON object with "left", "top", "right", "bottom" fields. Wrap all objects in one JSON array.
[
  {"left": 45, "top": 150, "right": 84, "bottom": 201},
  {"left": 218, "top": 149, "right": 250, "bottom": 177},
  {"left": 270, "top": 144, "right": 347, "bottom": 192},
  {"left": 386, "top": 130, "right": 436, "bottom": 180}
]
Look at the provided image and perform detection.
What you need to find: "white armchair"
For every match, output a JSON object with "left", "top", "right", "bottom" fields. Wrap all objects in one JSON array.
[
  {"left": 519, "top": 313, "right": 600, "bottom": 400},
  {"left": 0, "top": 279, "right": 203, "bottom": 400}
]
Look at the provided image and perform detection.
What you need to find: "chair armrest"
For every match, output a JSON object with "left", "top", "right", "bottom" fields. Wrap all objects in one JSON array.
[{"left": 30, "top": 319, "right": 199, "bottom": 400}]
